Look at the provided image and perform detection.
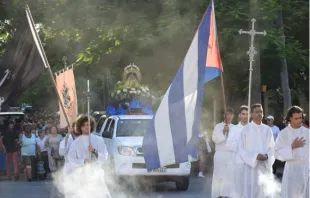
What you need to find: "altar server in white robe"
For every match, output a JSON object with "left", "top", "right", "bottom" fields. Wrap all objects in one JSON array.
[
  {"left": 226, "top": 105, "right": 248, "bottom": 198},
  {"left": 239, "top": 103, "right": 275, "bottom": 198},
  {"left": 68, "top": 115, "right": 108, "bottom": 167},
  {"left": 212, "top": 107, "right": 235, "bottom": 198},
  {"left": 274, "top": 106, "right": 309, "bottom": 198},
  {"left": 67, "top": 115, "right": 110, "bottom": 198},
  {"left": 59, "top": 122, "right": 78, "bottom": 174}
]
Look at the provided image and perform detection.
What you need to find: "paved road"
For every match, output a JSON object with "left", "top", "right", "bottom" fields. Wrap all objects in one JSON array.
[{"left": 0, "top": 175, "right": 212, "bottom": 198}]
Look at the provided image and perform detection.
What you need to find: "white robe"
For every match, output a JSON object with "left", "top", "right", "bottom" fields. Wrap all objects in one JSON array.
[
  {"left": 65, "top": 134, "right": 111, "bottom": 198},
  {"left": 211, "top": 122, "right": 235, "bottom": 198},
  {"left": 68, "top": 134, "right": 108, "bottom": 167},
  {"left": 274, "top": 125, "right": 309, "bottom": 198},
  {"left": 226, "top": 122, "right": 246, "bottom": 198},
  {"left": 239, "top": 122, "right": 275, "bottom": 198},
  {"left": 59, "top": 134, "right": 74, "bottom": 174}
]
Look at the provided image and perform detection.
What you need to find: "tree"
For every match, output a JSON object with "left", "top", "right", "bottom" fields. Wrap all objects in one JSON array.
[{"left": 0, "top": 0, "right": 308, "bottom": 115}]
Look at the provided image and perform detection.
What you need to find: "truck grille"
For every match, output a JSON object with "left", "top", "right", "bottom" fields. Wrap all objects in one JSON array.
[
  {"left": 132, "top": 163, "right": 180, "bottom": 169},
  {"left": 135, "top": 147, "right": 144, "bottom": 156}
]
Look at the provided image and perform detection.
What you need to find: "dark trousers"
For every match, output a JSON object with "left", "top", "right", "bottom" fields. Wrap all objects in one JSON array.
[
  {"left": 273, "top": 159, "right": 285, "bottom": 175},
  {"left": 40, "top": 151, "right": 49, "bottom": 178}
]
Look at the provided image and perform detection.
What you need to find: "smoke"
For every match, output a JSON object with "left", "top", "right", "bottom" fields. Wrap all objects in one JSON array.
[
  {"left": 258, "top": 171, "right": 281, "bottom": 198},
  {"left": 52, "top": 163, "right": 116, "bottom": 198},
  {"left": 52, "top": 162, "right": 162, "bottom": 198}
]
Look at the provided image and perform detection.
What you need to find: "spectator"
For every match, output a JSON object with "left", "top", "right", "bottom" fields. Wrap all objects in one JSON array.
[
  {"left": 266, "top": 115, "right": 280, "bottom": 141},
  {"left": 45, "top": 126, "right": 63, "bottom": 173},
  {"left": 2, "top": 121, "right": 20, "bottom": 180},
  {"left": 14, "top": 119, "right": 22, "bottom": 135},
  {"left": 37, "top": 118, "right": 46, "bottom": 129},
  {"left": 20, "top": 123, "right": 37, "bottom": 182},
  {"left": 0, "top": 136, "right": 4, "bottom": 152},
  {"left": 197, "top": 130, "right": 212, "bottom": 178},
  {"left": 36, "top": 130, "right": 48, "bottom": 179},
  {"left": 43, "top": 118, "right": 54, "bottom": 132}
]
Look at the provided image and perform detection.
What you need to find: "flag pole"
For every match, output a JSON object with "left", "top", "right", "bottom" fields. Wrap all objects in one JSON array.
[
  {"left": 87, "top": 80, "right": 92, "bottom": 160},
  {"left": 25, "top": 5, "right": 70, "bottom": 127},
  {"left": 220, "top": 73, "right": 227, "bottom": 111}
]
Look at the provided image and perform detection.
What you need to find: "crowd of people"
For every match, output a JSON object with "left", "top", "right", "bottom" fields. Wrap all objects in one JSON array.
[
  {"left": 0, "top": 104, "right": 309, "bottom": 198},
  {"left": 0, "top": 112, "right": 66, "bottom": 181}
]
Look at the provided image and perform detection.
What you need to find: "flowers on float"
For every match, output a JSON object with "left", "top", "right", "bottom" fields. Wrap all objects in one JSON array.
[
  {"left": 123, "top": 89, "right": 127, "bottom": 92},
  {"left": 117, "top": 81, "right": 121, "bottom": 84},
  {"left": 117, "top": 90, "right": 121, "bottom": 94}
]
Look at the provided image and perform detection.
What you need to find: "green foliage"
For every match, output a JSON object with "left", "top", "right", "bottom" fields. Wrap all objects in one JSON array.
[{"left": 0, "top": 0, "right": 308, "bottom": 111}]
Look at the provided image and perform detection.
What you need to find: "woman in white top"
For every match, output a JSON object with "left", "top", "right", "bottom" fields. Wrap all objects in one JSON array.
[
  {"left": 36, "top": 129, "right": 48, "bottom": 179},
  {"left": 45, "top": 126, "right": 63, "bottom": 172},
  {"left": 20, "top": 123, "right": 37, "bottom": 182}
]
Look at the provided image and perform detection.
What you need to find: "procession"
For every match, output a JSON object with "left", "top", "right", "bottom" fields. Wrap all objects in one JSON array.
[{"left": 0, "top": 0, "right": 309, "bottom": 198}]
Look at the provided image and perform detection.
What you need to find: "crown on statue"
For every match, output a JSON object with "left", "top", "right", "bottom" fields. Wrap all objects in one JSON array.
[{"left": 123, "top": 63, "right": 141, "bottom": 87}]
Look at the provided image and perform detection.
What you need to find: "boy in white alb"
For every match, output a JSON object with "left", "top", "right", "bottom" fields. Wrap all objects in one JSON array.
[
  {"left": 211, "top": 107, "right": 235, "bottom": 198},
  {"left": 238, "top": 103, "right": 275, "bottom": 198},
  {"left": 226, "top": 105, "right": 248, "bottom": 198},
  {"left": 66, "top": 115, "right": 111, "bottom": 198},
  {"left": 274, "top": 106, "right": 309, "bottom": 198}
]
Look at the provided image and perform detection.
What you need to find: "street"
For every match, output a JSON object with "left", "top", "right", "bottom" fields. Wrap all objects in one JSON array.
[{"left": 0, "top": 175, "right": 212, "bottom": 198}]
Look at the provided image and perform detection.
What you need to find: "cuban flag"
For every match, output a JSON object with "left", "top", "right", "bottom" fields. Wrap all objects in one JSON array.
[{"left": 142, "top": 0, "right": 223, "bottom": 171}]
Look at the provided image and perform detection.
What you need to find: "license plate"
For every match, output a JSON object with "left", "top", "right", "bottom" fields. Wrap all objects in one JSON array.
[{"left": 151, "top": 167, "right": 167, "bottom": 173}]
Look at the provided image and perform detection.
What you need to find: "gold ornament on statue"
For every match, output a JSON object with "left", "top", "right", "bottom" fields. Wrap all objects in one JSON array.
[{"left": 123, "top": 63, "right": 141, "bottom": 87}]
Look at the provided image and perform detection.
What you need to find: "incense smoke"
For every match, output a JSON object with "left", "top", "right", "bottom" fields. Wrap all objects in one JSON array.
[
  {"left": 258, "top": 171, "right": 281, "bottom": 198},
  {"left": 52, "top": 163, "right": 120, "bottom": 198}
]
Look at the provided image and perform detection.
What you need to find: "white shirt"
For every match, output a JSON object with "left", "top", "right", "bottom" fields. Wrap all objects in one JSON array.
[{"left": 36, "top": 136, "right": 47, "bottom": 152}]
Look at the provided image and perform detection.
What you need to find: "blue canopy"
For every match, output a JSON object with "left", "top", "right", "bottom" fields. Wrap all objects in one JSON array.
[{"left": 105, "top": 98, "right": 153, "bottom": 115}]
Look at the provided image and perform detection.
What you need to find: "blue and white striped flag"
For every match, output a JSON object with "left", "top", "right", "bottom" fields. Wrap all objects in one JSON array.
[{"left": 142, "top": 0, "right": 223, "bottom": 171}]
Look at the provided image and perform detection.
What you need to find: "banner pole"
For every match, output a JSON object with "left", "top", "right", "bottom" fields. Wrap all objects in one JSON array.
[
  {"left": 87, "top": 80, "right": 92, "bottom": 160},
  {"left": 220, "top": 73, "right": 227, "bottom": 110},
  {"left": 25, "top": 5, "right": 70, "bottom": 127}
]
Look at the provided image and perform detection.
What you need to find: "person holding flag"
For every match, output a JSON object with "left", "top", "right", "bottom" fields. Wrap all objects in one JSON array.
[{"left": 211, "top": 107, "right": 235, "bottom": 198}]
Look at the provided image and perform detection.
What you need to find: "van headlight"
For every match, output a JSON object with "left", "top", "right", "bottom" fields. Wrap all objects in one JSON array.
[{"left": 118, "top": 146, "right": 136, "bottom": 156}]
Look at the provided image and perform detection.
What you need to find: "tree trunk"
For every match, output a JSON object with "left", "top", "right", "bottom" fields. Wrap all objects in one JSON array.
[
  {"left": 249, "top": 0, "right": 262, "bottom": 104},
  {"left": 278, "top": 6, "right": 292, "bottom": 113}
]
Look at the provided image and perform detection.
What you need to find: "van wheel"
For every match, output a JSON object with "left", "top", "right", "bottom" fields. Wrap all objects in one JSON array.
[{"left": 175, "top": 176, "right": 189, "bottom": 191}]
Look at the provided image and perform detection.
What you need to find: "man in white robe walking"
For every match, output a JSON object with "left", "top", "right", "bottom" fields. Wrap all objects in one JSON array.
[
  {"left": 238, "top": 103, "right": 275, "bottom": 198},
  {"left": 66, "top": 115, "right": 111, "bottom": 198},
  {"left": 226, "top": 105, "right": 248, "bottom": 198},
  {"left": 211, "top": 107, "right": 235, "bottom": 198},
  {"left": 274, "top": 106, "right": 309, "bottom": 198}
]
